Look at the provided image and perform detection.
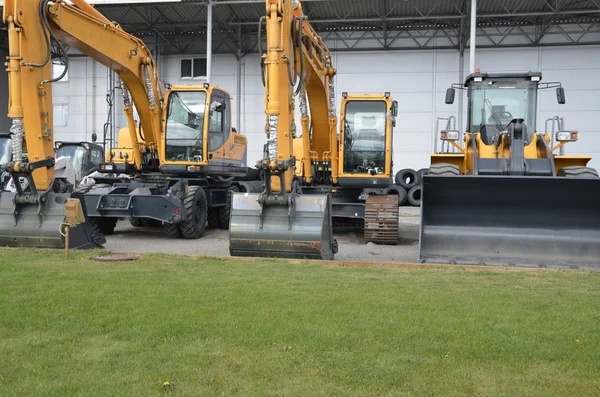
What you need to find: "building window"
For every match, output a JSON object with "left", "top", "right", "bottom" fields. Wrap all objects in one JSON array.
[
  {"left": 54, "top": 104, "right": 69, "bottom": 127},
  {"left": 52, "top": 62, "right": 68, "bottom": 82},
  {"left": 181, "top": 58, "right": 207, "bottom": 79}
]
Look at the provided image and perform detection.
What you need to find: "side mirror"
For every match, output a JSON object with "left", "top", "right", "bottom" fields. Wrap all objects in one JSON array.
[
  {"left": 91, "top": 132, "right": 97, "bottom": 142},
  {"left": 445, "top": 88, "right": 456, "bottom": 104},
  {"left": 391, "top": 100, "right": 398, "bottom": 117},
  {"left": 556, "top": 87, "right": 566, "bottom": 104}
]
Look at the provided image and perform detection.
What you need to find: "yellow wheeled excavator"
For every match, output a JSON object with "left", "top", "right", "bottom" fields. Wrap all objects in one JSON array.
[
  {"left": 228, "top": 0, "right": 399, "bottom": 260},
  {"left": 2, "top": 0, "right": 258, "bottom": 242},
  {"left": 419, "top": 71, "right": 600, "bottom": 268},
  {"left": 0, "top": 0, "right": 106, "bottom": 248}
]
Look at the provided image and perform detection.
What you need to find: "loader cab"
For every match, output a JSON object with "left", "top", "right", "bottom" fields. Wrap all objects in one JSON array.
[
  {"left": 465, "top": 73, "right": 539, "bottom": 145},
  {"left": 340, "top": 93, "right": 397, "bottom": 179},
  {"left": 55, "top": 141, "right": 105, "bottom": 182}
]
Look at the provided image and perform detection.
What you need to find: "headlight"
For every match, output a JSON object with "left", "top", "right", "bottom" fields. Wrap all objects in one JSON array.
[
  {"left": 556, "top": 131, "right": 578, "bottom": 142},
  {"left": 100, "top": 164, "right": 114, "bottom": 172},
  {"left": 440, "top": 130, "right": 460, "bottom": 141}
]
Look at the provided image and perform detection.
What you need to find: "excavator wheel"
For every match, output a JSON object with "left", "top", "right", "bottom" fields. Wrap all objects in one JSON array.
[
  {"left": 364, "top": 195, "right": 399, "bottom": 245},
  {"left": 428, "top": 163, "right": 460, "bottom": 176},
  {"left": 163, "top": 223, "right": 181, "bottom": 238},
  {"left": 129, "top": 218, "right": 143, "bottom": 227},
  {"left": 207, "top": 209, "right": 219, "bottom": 229},
  {"left": 91, "top": 217, "right": 118, "bottom": 235},
  {"left": 180, "top": 185, "right": 208, "bottom": 239},
  {"left": 558, "top": 166, "right": 599, "bottom": 178},
  {"left": 218, "top": 185, "right": 239, "bottom": 230}
]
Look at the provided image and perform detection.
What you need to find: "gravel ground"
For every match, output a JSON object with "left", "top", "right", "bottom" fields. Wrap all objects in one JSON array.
[{"left": 104, "top": 207, "right": 421, "bottom": 263}]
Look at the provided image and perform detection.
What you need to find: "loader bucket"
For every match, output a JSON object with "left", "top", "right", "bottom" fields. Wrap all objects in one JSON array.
[
  {"left": 418, "top": 175, "right": 600, "bottom": 269},
  {"left": 229, "top": 192, "right": 336, "bottom": 260},
  {"left": 0, "top": 190, "right": 105, "bottom": 249}
]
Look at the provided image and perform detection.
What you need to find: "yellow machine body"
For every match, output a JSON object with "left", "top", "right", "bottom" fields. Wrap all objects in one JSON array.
[{"left": 419, "top": 71, "right": 600, "bottom": 268}]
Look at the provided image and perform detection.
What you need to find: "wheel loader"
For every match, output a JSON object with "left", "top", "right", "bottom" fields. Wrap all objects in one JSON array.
[{"left": 419, "top": 71, "right": 600, "bottom": 268}]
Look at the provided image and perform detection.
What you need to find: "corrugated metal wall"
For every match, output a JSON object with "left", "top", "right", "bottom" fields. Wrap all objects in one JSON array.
[{"left": 51, "top": 45, "right": 600, "bottom": 171}]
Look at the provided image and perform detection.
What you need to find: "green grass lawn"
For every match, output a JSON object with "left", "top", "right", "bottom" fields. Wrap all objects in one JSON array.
[{"left": 1, "top": 249, "right": 599, "bottom": 397}]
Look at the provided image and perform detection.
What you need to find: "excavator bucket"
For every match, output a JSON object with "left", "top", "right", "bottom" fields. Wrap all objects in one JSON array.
[
  {"left": 418, "top": 175, "right": 600, "bottom": 269},
  {"left": 0, "top": 190, "right": 105, "bottom": 249},
  {"left": 229, "top": 192, "right": 336, "bottom": 260}
]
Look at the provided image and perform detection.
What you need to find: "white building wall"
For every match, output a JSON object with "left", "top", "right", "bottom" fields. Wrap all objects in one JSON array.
[{"left": 51, "top": 45, "right": 600, "bottom": 171}]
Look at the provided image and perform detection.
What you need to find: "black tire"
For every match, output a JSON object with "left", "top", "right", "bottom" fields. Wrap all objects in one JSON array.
[
  {"left": 407, "top": 186, "right": 422, "bottom": 207},
  {"left": 141, "top": 218, "right": 161, "bottom": 227},
  {"left": 218, "top": 185, "right": 239, "bottom": 230},
  {"left": 180, "top": 185, "right": 208, "bottom": 239},
  {"left": 207, "top": 209, "right": 219, "bottom": 229},
  {"left": 163, "top": 223, "right": 181, "bottom": 238},
  {"left": 129, "top": 218, "right": 143, "bottom": 227},
  {"left": 558, "top": 166, "right": 599, "bottom": 178},
  {"left": 385, "top": 185, "right": 408, "bottom": 206},
  {"left": 92, "top": 217, "right": 117, "bottom": 235},
  {"left": 417, "top": 167, "right": 429, "bottom": 180},
  {"left": 428, "top": 163, "right": 460, "bottom": 176},
  {"left": 395, "top": 168, "right": 420, "bottom": 189}
]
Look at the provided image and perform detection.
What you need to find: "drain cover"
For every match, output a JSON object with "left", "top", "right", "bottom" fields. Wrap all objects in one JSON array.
[{"left": 91, "top": 253, "right": 142, "bottom": 262}]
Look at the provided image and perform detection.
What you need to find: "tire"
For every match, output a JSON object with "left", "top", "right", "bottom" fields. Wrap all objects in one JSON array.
[
  {"left": 129, "top": 218, "right": 143, "bottom": 227},
  {"left": 428, "top": 163, "right": 460, "bottom": 176},
  {"left": 141, "top": 218, "right": 161, "bottom": 227},
  {"left": 92, "top": 217, "right": 117, "bottom": 235},
  {"left": 557, "top": 166, "right": 599, "bottom": 178},
  {"left": 385, "top": 185, "right": 408, "bottom": 206},
  {"left": 163, "top": 223, "right": 181, "bottom": 238},
  {"left": 180, "top": 185, "right": 208, "bottom": 239},
  {"left": 417, "top": 168, "right": 429, "bottom": 180},
  {"left": 407, "top": 186, "right": 422, "bottom": 207},
  {"left": 218, "top": 185, "right": 239, "bottom": 230},
  {"left": 207, "top": 208, "right": 219, "bottom": 229},
  {"left": 395, "top": 168, "right": 420, "bottom": 189}
]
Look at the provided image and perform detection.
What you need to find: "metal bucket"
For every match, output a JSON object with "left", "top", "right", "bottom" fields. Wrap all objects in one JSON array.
[
  {"left": 0, "top": 190, "right": 105, "bottom": 249},
  {"left": 418, "top": 175, "right": 600, "bottom": 269},
  {"left": 229, "top": 192, "right": 336, "bottom": 260}
]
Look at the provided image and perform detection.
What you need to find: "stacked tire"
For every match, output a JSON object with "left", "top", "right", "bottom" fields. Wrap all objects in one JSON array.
[{"left": 390, "top": 167, "right": 429, "bottom": 207}]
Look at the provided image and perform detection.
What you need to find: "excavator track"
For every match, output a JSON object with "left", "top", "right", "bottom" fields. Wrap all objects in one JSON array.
[{"left": 364, "top": 195, "right": 399, "bottom": 245}]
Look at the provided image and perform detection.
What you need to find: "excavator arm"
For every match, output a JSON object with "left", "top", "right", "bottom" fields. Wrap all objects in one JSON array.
[
  {"left": 0, "top": 0, "right": 168, "bottom": 249},
  {"left": 229, "top": 0, "right": 337, "bottom": 259}
]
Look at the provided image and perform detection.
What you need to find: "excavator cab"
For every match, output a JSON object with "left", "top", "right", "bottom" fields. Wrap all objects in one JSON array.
[{"left": 419, "top": 71, "right": 600, "bottom": 268}]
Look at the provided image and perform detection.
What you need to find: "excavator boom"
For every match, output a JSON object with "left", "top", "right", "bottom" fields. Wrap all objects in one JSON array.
[{"left": 229, "top": 0, "right": 336, "bottom": 259}]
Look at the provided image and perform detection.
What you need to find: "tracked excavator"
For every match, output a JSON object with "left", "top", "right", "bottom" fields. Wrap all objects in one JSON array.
[
  {"left": 229, "top": 0, "right": 400, "bottom": 260},
  {"left": 419, "top": 71, "right": 600, "bottom": 268},
  {"left": 5, "top": 0, "right": 259, "bottom": 239},
  {"left": 0, "top": 0, "right": 105, "bottom": 248}
]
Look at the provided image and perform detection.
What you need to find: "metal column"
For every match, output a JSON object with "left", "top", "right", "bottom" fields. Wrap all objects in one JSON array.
[
  {"left": 236, "top": 25, "right": 242, "bottom": 131},
  {"left": 469, "top": 0, "right": 477, "bottom": 73},
  {"left": 206, "top": 0, "right": 213, "bottom": 83}
]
